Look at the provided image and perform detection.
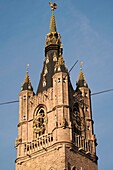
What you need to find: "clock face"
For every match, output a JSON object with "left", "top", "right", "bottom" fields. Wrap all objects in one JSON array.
[
  {"left": 33, "top": 107, "right": 47, "bottom": 135},
  {"left": 73, "top": 107, "right": 85, "bottom": 131}
]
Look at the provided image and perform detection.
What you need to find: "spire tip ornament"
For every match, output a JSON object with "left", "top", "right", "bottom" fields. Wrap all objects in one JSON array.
[
  {"left": 21, "top": 63, "right": 33, "bottom": 91},
  {"left": 49, "top": 2, "right": 57, "bottom": 33},
  {"left": 26, "top": 64, "right": 29, "bottom": 73},
  {"left": 49, "top": 2, "right": 57, "bottom": 11},
  {"left": 80, "top": 61, "right": 83, "bottom": 71},
  {"left": 77, "top": 60, "right": 88, "bottom": 88}
]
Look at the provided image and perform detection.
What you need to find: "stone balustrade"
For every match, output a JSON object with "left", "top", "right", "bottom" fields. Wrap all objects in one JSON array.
[
  {"left": 24, "top": 133, "right": 53, "bottom": 154},
  {"left": 73, "top": 133, "right": 93, "bottom": 154}
]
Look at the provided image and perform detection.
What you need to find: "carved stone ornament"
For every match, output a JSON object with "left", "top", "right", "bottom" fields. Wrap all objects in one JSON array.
[
  {"left": 33, "top": 107, "right": 47, "bottom": 134},
  {"left": 73, "top": 106, "right": 85, "bottom": 131}
]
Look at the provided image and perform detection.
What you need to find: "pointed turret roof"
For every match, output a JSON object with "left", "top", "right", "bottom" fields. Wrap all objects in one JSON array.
[
  {"left": 21, "top": 64, "right": 33, "bottom": 91},
  {"left": 76, "top": 61, "right": 88, "bottom": 88},
  {"left": 24, "top": 72, "right": 31, "bottom": 84}
]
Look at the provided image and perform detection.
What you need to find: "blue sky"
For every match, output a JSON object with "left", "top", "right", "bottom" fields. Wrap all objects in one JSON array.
[{"left": 0, "top": 0, "right": 113, "bottom": 169}]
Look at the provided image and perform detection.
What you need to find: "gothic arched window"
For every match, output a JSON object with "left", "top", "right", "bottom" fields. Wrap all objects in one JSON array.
[{"left": 33, "top": 106, "right": 47, "bottom": 136}]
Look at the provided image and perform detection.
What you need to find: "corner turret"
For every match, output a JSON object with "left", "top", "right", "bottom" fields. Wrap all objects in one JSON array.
[
  {"left": 76, "top": 61, "right": 88, "bottom": 89},
  {"left": 21, "top": 64, "right": 33, "bottom": 91}
]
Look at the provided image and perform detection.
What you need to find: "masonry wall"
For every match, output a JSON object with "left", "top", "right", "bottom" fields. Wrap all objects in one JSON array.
[
  {"left": 65, "top": 145, "right": 98, "bottom": 170},
  {"left": 16, "top": 143, "right": 66, "bottom": 170}
]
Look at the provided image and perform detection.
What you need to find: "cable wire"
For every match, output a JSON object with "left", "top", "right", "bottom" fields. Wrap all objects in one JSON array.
[
  {"left": 0, "top": 100, "right": 19, "bottom": 106},
  {"left": 91, "top": 88, "right": 113, "bottom": 96},
  {"left": 0, "top": 89, "right": 113, "bottom": 106},
  {"left": 69, "top": 60, "right": 78, "bottom": 73}
]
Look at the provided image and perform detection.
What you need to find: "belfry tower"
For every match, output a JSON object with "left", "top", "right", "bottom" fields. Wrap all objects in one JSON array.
[{"left": 15, "top": 3, "right": 98, "bottom": 170}]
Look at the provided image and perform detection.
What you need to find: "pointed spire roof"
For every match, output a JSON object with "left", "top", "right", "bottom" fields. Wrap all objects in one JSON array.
[
  {"left": 76, "top": 61, "right": 88, "bottom": 88},
  {"left": 21, "top": 64, "right": 33, "bottom": 91},
  {"left": 36, "top": 3, "right": 65, "bottom": 94},
  {"left": 50, "top": 14, "right": 56, "bottom": 32},
  {"left": 45, "top": 3, "right": 62, "bottom": 47},
  {"left": 49, "top": 2, "right": 57, "bottom": 32},
  {"left": 24, "top": 72, "right": 31, "bottom": 84}
]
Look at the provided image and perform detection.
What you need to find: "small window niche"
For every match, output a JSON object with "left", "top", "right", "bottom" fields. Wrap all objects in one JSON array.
[
  {"left": 23, "top": 96, "right": 26, "bottom": 100},
  {"left": 46, "top": 54, "right": 49, "bottom": 64},
  {"left": 63, "top": 77, "right": 66, "bottom": 83},
  {"left": 86, "top": 106, "right": 88, "bottom": 112},
  {"left": 58, "top": 78, "right": 61, "bottom": 83},
  {"left": 84, "top": 92, "right": 87, "bottom": 97},
  {"left": 43, "top": 80, "right": 46, "bottom": 87},
  {"left": 53, "top": 52, "right": 57, "bottom": 61},
  {"left": 87, "top": 125, "right": 90, "bottom": 130}
]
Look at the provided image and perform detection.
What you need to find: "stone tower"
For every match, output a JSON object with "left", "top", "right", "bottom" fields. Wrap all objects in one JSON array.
[{"left": 15, "top": 3, "right": 98, "bottom": 170}]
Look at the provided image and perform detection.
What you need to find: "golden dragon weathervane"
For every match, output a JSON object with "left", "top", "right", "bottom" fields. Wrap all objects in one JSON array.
[{"left": 49, "top": 2, "right": 57, "bottom": 11}]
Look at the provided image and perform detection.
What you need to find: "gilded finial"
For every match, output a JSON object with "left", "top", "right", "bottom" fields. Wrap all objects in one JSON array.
[
  {"left": 77, "top": 61, "right": 88, "bottom": 87},
  {"left": 49, "top": 2, "right": 57, "bottom": 32},
  {"left": 24, "top": 64, "right": 30, "bottom": 84},
  {"left": 80, "top": 61, "right": 83, "bottom": 71},
  {"left": 49, "top": 2, "right": 57, "bottom": 11},
  {"left": 78, "top": 61, "right": 85, "bottom": 81},
  {"left": 26, "top": 64, "right": 29, "bottom": 73},
  {"left": 21, "top": 63, "right": 33, "bottom": 91}
]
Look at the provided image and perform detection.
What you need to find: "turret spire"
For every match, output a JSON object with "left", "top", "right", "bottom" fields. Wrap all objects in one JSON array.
[
  {"left": 78, "top": 61, "right": 85, "bottom": 81},
  {"left": 76, "top": 61, "right": 88, "bottom": 88},
  {"left": 21, "top": 64, "right": 33, "bottom": 91},
  {"left": 24, "top": 64, "right": 30, "bottom": 84},
  {"left": 49, "top": 2, "right": 57, "bottom": 32}
]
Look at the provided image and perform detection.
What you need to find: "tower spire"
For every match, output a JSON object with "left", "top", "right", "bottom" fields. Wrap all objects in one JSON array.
[
  {"left": 24, "top": 64, "right": 30, "bottom": 84},
  {"left": 76, "top": 61, "right": 88, "bottom": 88},
  {"left": 49, "top": 2, "right": 57, "bottom": 32},
  {"left": 21, "top": 64, "right": 33, "bottom": 91},
  {"left": 78, "top": 61, "right": 85, "bottom": 81},
  {"left": 45, "top": 2, "right": 62, "bottom": 47},
  {"left": 37, "top": 2, "right": 64, "bottom": 93}
]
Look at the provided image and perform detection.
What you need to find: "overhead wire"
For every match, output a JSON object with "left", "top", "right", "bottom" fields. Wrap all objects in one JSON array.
[
  {"left": 91, "top": 88, "right": 113, "bottom": 96},
  {"left": 0, "top": 60, "right": 113, "bottom": 106},
  {"left": 0, "top": 60, "right": 79, "bottom": 106},
  {"left": 0, "top": 88, "right": 113, "bottom": 106},
  {"left": 69, "top": 60, "right": 78, "bottom": 73},
  {"left": 0, "top": 100, "right": 19, "bottom": 106}
]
